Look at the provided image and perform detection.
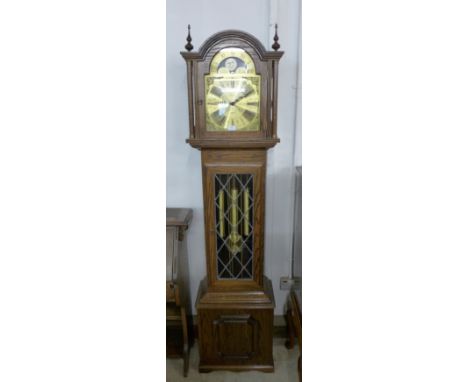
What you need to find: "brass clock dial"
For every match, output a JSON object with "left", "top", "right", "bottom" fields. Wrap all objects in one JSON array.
[{"left": 205, "top": 48, "right": 261, "bottom": 132}]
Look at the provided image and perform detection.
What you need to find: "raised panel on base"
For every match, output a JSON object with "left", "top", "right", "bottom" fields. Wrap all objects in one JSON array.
[
  {"left": 214, "top": 314, "right": 258, "bottom": 359},
  {"left": 197, "top": 308, "right": 274, "bottom": 372}
]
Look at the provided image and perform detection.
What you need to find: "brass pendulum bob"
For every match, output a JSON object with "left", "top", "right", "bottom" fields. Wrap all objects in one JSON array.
[{"left": 227, "top": 187, "right": 242, "bottom": 256}]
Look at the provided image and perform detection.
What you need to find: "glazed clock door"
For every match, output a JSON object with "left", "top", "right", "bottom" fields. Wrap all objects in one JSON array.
[
  {"left": 204, "top": 48, "right": 261, "bottom": 133},
  {"left": 202, "top": 150, "right": 266, "bottom": 289},
  {"left": 194, "top": 45, "right": 270, "bottom": 141},
  {"left": 205, "top": 75, "right": 260, "bottom": 132}
]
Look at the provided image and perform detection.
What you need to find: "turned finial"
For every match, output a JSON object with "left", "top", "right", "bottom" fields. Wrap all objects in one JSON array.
[
  {"left": 272, "top": 24, "right": 280, "bottom": 51},
  {"left": 185, "top": 24, "right": 193, "bottom": 51}
]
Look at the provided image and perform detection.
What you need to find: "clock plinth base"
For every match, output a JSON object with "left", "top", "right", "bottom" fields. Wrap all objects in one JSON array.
[{"left": 195, "top": 277, "right": 275, "bottom": 373}]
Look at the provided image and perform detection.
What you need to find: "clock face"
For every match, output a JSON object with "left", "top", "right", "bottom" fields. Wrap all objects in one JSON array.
[{"left": 205, "top": 48, "right": 261, "bottom": 132}]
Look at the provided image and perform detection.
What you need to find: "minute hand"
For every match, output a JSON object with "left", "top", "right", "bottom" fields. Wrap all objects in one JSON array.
[{"left": 230, "top": 89, "right": 253, "bottom": 106}]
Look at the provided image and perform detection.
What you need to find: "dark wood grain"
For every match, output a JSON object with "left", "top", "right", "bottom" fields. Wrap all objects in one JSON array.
[
  {"left": 181, "top": 30, "right": 283, "bottom": 373},
  {"left": 166, "top": 209, "right": 193, "bottom": 377},
  {"left": 201, "top": 149, "right": 266, "bottom": 290},
  {"left": 195, "top": 277, "right": 275, "bottom": 372},
  {"left": 166, "top": 208, "right": 193, "bottom": 228},
  {"left": 181, "top": 30, "right": 283, "bottom": 149},
  {"left": 285, "top": 290, "right": 302, "bottom": 381}
]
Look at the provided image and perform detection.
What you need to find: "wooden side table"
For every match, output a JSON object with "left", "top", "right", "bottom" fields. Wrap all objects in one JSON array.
[
  {"left": 166, "top": 208, "right": 193, "bottom": 377},
  {"left": 285, "top": 288, "right": 302, "bottom": 381},
  {"left": 285, "top": 166, "right": 302, "bottom": 380}
]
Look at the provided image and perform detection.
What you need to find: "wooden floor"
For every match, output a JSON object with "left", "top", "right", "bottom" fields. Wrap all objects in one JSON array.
[{"left": 166, "top": 337, "right": 300, "bottom": 381}]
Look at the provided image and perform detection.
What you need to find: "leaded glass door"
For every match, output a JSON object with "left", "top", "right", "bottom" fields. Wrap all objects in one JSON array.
[
  {"left": 215, "top": 173, "right": 254, "bottom": 280},
  {"left": 202, "top": 149, "right": 266, "bottom": 289}
]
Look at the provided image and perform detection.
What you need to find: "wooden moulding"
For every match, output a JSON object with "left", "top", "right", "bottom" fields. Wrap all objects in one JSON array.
[
  {"left": 196, "top": 276, "right": 275, "bottom": 310},
  {"left": 186, "top": 138, "right": 279, "bottom": 150},
  {"left": 166, "top": 208, "right": 193, "bottom": 228}
]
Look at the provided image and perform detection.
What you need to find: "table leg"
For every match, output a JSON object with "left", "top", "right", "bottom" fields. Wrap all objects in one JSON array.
[
  {"left": 181, "top": 307, "right": 189, "bottom": 377},
  {"left": 285, "top": 308, "right": 295, "bottom": 349}
]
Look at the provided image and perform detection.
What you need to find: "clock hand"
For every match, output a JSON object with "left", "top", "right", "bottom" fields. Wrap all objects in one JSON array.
[
  {"left": 230, "top": 89, "right": 253, "bottom": 106},
  {"left": 222, "top": 106, "right": 234, "bottom": 130}
]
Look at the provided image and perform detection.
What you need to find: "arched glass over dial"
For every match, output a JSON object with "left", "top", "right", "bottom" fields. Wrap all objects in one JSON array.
[{"left": 205, "top": 48, "right": 261, "bottom": 132}]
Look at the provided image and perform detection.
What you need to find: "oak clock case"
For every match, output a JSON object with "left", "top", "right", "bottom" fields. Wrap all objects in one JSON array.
[{"left": 181, "top": 28, "right": 283, "bottom": 373}]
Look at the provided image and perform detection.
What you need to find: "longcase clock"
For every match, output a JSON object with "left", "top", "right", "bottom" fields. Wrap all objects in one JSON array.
[{"left": 181, "top": 26, "right": 283, "bottom": 373}]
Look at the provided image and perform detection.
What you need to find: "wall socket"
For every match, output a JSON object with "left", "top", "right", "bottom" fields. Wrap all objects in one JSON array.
[{"left": 280, "top": 277, "right": 301, "bottom": 291}]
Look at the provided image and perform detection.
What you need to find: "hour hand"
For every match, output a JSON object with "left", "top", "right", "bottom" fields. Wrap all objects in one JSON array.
[{"left": 230, "top": 89, "right": 253, "bottom": 106}]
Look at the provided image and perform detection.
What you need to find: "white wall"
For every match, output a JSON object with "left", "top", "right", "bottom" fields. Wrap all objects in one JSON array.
[{"left": 166, "top": 0, "right": 301, "bottom": 315}]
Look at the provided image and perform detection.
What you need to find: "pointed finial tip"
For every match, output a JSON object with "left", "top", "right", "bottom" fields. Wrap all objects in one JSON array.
[
  {"left": 272, "top": 23, "right": 280, "bottom": 51},
  {"left": 185, "top": 24, "right": 193, "bottom": 51}
]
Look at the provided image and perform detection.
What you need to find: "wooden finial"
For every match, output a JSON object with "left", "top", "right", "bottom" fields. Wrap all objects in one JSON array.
[
  {"left": 185, "top": 24, "right": 193, "bottom": 52},
  {"left": 272, "top": 23, "right": 280, "bottom": 51}
]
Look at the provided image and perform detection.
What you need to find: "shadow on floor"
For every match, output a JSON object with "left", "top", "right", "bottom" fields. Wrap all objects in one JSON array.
[{"left": 166, "top": 337, "right": 300, "bottom": 382}]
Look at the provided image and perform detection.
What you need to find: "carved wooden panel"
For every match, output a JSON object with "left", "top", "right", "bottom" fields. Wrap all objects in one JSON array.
[
  {"left": 197, "top": 307, "right": 273, "bottom": 372},
  {"left": 213, "top": 314, "right": 259, "bottom": 359}
]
